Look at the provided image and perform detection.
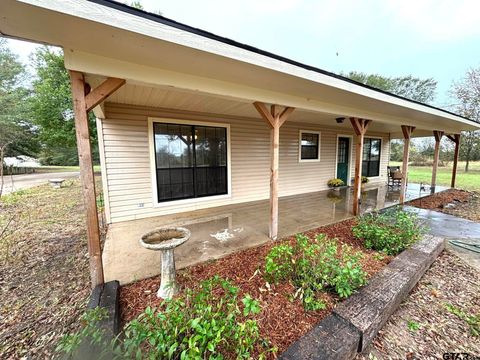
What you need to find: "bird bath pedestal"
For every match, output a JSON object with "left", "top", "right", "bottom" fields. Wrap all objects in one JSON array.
[{"left": 139, "top": 227, "right": 191, "bottom": 299}]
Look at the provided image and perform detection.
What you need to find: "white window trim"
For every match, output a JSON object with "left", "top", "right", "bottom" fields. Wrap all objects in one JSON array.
[
  {"left": 148, "top": 117, "right": 232, "bottom": 208},
  {"left": 298, "top": 130, "right": 321, "bottom": 162},
  {"left": 334, "top": 134, "right": 353, "bottom": 185},
  {"left": 363, "top": 136, "right": 383, "bottom": 180}
]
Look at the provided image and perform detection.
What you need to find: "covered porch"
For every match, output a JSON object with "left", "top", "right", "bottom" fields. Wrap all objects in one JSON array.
[
  {"left": 104, "top": 182, "right": 446, "bottom": 284},
  {"left": 2, "top": 0, "right": 478, "bottom": 289}
]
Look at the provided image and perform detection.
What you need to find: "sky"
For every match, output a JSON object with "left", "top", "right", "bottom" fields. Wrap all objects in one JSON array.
[{"left": 6, "top": 0, "right": 480, "bottom": 108}]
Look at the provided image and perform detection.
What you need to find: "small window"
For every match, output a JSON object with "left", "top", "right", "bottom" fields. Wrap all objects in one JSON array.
[
  {"left": 299, "top": 131, "right": 320, "bottom": 161},
  {"left": 362, "top": 138, "right": 381, "bottom": 177}
]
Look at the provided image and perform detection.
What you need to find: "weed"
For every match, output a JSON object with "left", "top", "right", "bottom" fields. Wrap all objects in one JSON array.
[
  {"left": 407, "top": 320, "right": 421, "bottom": 332},
  {"left": 445, "top": 303, "right": 480, "bottom": 337}
]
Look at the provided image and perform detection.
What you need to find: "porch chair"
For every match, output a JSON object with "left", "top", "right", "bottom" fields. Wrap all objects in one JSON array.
[{"left": 387, "top": 166, "right": 403, "bottom": 188}]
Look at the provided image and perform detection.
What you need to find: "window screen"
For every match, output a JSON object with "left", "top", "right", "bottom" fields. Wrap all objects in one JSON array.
[
  {"left": 300, "top": 132, "right": 319, "bottom": 160},
  {"left": 153, "top": 122, "right": 227, "bottom": 202},
  {"left": 362, "top": 138, "right": 381, "bottom": 177}
]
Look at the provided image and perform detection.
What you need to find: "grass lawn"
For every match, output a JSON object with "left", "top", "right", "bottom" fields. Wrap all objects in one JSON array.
[
  {"left": 35, "top": 165, "right": 102, "bottom": 173},
  {"left": 390, "top": 161, "right": 480, "bottom": 191}
]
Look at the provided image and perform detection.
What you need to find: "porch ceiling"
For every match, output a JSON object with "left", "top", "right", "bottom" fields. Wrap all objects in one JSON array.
[{"left": 85, "top": 76, "right": 451, "bottom": 137}]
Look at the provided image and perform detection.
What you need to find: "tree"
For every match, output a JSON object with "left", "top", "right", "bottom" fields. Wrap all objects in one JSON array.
[
  {"left": 389, "top": 139, "right": 403, "bottom": 162},
  {"left": 451, "top": 67, "right": 480, "bottom": 172},
  {"left": 0, "top": 39, "right": 39, "bottom": 196},
  {"left": 0, "top": 39, "right": 38, "bottom": 158},
  {"left": 30, "top": 47, "right": 98, "bottom": 165},
  {"left": 129, "top": 1, "right": 144, "bottom": 10},
  {"left": 344, "top": 71, "right": 437, "bottom": 104}
]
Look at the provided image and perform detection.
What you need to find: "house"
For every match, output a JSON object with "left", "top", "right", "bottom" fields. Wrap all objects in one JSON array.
[{"left": 1, "top": 0, "right": 479, "bottom": 287}]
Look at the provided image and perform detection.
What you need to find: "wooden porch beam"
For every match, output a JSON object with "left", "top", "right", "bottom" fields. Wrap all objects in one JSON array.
[
  {"left": 69, "top": 71, "right": 124, "bottom": 289},
  {"left": 253, "top": 102, "right": 275, "bottom": 128},
  {"left": 350, "top": 117, "right": 371, "bottom": 215},
  {"left": 85, "top": 77, "right": 125, "bottom": 112},
  {"left": 446, "top": 134, "right": 461, "bottom": 188},
  {"left": 399, "top": 125, "right": 415, "bottom": 204},
  {"left": 253, "top": 102, "right": 295, "bottom": 240},
  {"left": 431, "top": 130, "right": 444, "bottom": 191}
]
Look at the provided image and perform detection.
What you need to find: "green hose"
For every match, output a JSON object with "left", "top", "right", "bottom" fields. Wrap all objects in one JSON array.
[{"left": 449, "top": 239, "right": 480, "bottom": 254}]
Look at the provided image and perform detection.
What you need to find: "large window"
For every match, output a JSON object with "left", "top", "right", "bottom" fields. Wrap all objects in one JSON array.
[
  {"left": 299, "top": 131, "right": 320, "bottom": 161},
  {"left": 153, "top": 122, "right": 228, "bottom": 202},
  {"left": 362, "top": 138, "right": 381, "bottom": 177}
]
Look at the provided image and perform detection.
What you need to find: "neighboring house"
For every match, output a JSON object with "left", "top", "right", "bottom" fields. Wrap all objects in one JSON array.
[
  {"left": 4, "top": 155, "right": 41, "bottom": 168},
  {"left": 2, "top": 0, "right": 479, "bottom": 287}
]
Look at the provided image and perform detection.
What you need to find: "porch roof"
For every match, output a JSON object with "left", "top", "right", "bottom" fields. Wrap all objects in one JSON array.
[{"left": 1, "top": 0, "right": 479, "bottom": 137}]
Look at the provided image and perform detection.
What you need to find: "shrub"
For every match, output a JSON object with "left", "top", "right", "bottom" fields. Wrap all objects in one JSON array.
[
  {"left": 265, "top": 234, "right": 367, "bottom": 310},
  {"left": 327, "top": 178, "right": 345, "bottom": 188},
  {"left": 352, "top": 208, "right": 426, "bottom": 255},
  {"left": 57, "top": 276, "right": 273, "bottom": 359}
]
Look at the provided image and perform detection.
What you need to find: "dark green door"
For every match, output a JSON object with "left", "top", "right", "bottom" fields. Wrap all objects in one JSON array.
[{"left": 337, "top": 137, "right": 350, "bottom": 184}]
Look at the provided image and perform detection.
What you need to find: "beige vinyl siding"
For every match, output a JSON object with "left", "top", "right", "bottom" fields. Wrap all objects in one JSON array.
[{"left": 100, "top": 103, "right": 390, "bottom": 223}]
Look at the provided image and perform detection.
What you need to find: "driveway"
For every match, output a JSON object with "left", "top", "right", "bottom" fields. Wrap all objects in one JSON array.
[
  {"left": 406, "top": 206, "right": 480, "bottom": 270},
  {"left": 1, "top": 171, "right": 80, "bottom": 195}
]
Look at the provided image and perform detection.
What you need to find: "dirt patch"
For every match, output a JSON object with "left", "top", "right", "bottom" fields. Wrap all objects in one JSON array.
[
  {"left": 409, "top": 189, "right": 480, "bottom": 223},
  {"left": 120, "top": 218, "right": 391, "bottom": 357},
  {"left": 0, "top": 178, "right": 103, "bottom": 359},
  {"left": 357, "top": 251, "right": 480, "bottom": 359}
]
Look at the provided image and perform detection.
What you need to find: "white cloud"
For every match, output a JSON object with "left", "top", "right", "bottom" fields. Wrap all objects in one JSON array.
[{"left": 385, "top": 0, "right": 480, "bottom": 41}]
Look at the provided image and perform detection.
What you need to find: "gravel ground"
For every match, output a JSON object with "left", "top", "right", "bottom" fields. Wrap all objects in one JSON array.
[
  {"left": 0, "top": 179, "right": 103, "bottom": 359},
  {"left": 358, "top": 191, "right": 480, "bottom": 360}
]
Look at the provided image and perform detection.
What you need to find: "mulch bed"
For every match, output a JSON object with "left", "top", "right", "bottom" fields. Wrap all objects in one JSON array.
[
  {"left": 120, "top": 218, "right": 391, "bottom": 357},
  {"left": 408, "top": 189, "right": 480, "bottom": 224},
  {"left": 408, "top": 189, "right": 472, "bottom": 210}
]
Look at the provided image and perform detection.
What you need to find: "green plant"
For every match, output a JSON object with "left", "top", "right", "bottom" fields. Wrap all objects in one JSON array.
[
  {"left": 353, "top": 208, "right": 426, "bottom": 255},
  {"left": 265, "top": 244, "right": 294, "bottom": 283},
  {"left": 445, "top": 303, "right": 480, "bottom": 337},
  {"left": 327, "top": 178, "right": 345, "bottom": 188},
  {"left": 57, "top": 277, "right": 274, "bottom": 359},
  {"left": 407, "top": 320, "right": 420, "bottom": 332},
  {"left": 361, "top": 176, "right": 369, "bottom": 184},
  {"left": 265, "top": 233, "right": 367, "bottom": 310},
  {"left": 55, "top": 307, "right": 109, "bottom": 356}
]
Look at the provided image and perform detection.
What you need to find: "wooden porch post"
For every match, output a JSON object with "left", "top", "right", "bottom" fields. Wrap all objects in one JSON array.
[
  {"left": 69, "top": 71, "right": 125, "bottom": 288},
  {"left": 446, "top": 134, "right": 461, "bottom": 188},
  {"left": 399, "top": 125, "right": 415, "bottom": 204},
  {"left": 431, "top": 130, "right": 444, "bottom": 192},
  {"left": 350, "top": 118, "right": 371, "bottom": 216},
  {"left": 253, "top": 102, "right": 294, "bottom": 240}
]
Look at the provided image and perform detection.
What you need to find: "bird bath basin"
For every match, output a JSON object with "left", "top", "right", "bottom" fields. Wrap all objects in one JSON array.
[{"left": 139, "top": 227, "right": 191, "bottom": 299}]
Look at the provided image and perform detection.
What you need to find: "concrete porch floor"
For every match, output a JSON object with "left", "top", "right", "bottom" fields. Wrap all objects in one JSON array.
[{"left": 103, "top": 183, "right": 447, "bottom": 284}]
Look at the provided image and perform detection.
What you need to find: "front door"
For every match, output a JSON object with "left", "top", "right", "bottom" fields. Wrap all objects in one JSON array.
[{"left": 337, "top": 137, "right": 350, "bottom": 185}]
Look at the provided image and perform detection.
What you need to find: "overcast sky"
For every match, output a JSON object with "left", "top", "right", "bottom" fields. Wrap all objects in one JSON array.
[{"left": 6, "top": 0, "right": 480, "bottom": 107}]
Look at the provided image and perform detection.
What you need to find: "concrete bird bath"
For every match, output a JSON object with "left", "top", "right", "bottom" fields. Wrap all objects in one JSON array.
[{"left": 139, "top": 227, "right": 191, "bottom": 299}]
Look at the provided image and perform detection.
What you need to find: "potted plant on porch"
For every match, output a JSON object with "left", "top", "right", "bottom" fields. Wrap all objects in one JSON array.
[
  {"left": 361, "top": 176, "right": 369, "bottom": 189},
  {"left": 327, "top": 178, "right": 345, "bottom": 192}
]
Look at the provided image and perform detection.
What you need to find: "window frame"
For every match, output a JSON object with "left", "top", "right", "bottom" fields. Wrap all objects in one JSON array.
[
  {"left": 148, "top": 117, "right": 231, "bottom": 207},
  {"left": 362, "top": 136, "right": 382, "bottom": 178},
  {"left": 298, "top": 130, "right": 321, "bottom": 163}
]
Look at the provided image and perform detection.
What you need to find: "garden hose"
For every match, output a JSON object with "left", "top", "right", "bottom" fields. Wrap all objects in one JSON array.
[{"left": 448, "top": 239, "right": 480, "bottom": 254}]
